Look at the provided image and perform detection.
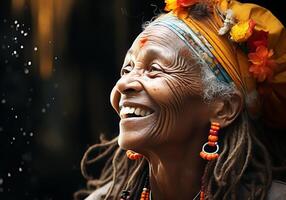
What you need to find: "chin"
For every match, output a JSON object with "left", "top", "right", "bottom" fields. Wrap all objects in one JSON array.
[{"left": 117, "top": 127, "right": 150, "bottom": 151}]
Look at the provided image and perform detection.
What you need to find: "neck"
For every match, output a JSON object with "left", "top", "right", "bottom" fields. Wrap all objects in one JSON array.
[{"left": 144, "top": 137, "right": 206, "bottom": 200}]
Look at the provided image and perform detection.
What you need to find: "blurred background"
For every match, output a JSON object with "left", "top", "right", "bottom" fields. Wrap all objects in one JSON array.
[{"left": 0, "top": 0, "right": 284, "bottom": 200}]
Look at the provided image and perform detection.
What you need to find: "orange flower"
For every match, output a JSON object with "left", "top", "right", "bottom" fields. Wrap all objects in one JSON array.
[
  {"left": 164, "top": 0, "right": 178, "bottom": 11},
  {"left": 164, "top": 0, "right": 197, "bottom": 11},
  {"left": 230, "top": 19, "right": 256, "bottom": 42},
  {"left": 247, "top": 30, "right": 268, "bottom": 52},
  {"left": 248, "top": 45, "right": 277, "bottom": 82},
  {"left": 178, "top": 0, "right": 198, "bottom": 7}
]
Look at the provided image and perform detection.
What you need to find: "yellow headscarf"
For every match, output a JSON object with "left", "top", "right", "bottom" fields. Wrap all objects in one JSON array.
[{"left": 164, "top": 0, "right": 286, "bottom": 128}]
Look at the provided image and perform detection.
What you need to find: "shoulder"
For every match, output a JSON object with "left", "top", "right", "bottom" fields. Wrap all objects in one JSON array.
[
  {"left": 85, "top": 182, "right": 112, "bottom": 200},
  {"left": 267, "top": 180, "right": 286, "bottom": 200}
]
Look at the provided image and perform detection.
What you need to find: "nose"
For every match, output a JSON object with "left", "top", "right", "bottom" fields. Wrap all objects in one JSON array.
[
  {"left": 110, "top": 73, "right": 143, "bottom": 114},
  {"left": 116, "top": 76, "right": 143, "bottom": 95}
]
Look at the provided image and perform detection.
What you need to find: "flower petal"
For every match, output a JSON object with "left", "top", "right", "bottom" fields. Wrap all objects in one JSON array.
[
  {"left": 230, "top": 19, "right": 256, "bottom": 42},
  {"left": 165, "top": 0, "right": 178, "bottom": 11}
]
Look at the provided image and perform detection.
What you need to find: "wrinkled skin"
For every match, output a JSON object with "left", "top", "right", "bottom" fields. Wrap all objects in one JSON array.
[
  {"left": 110, "top": 25, "right": 242, "bottom": 199},
  {"left": 111, "top": 25, "right": 211, "bottom": 151}
]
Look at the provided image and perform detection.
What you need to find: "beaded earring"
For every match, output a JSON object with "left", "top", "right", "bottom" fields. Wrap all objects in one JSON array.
[
  {"left": 200, "top": 122, "right": 220, "bottom": 161},
  {"left": 126, "top": 150, "right": 143, "bottom": 160},
  {"left": 140, "top": 176, "right": 150, "bottom": 200}
]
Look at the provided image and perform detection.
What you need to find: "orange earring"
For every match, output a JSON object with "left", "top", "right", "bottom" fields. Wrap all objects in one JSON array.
[
  {"left": 126, "top": 150, "right": 143, "bottom": 160},
  {"left": 200, "top": 122, "right": 220, "bottom": 161}
]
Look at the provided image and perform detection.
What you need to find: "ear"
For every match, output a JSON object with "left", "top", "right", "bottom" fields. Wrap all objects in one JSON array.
[{"left": 209, "top": 90, "right": 244, "bottom": 128}]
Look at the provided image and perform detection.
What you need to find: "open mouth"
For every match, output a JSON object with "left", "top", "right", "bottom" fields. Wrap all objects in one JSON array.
[{"left": 119, "top": 106, "right": 154, "bottom": 119}]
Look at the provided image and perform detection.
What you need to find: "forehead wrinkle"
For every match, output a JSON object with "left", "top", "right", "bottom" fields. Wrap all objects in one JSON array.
[{"left": 136, "top": 43, "right": 174, "bottom": 65}]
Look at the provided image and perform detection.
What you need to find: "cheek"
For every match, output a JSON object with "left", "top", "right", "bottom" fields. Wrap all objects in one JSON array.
[
  {"left": 143, "top": 76, "right": 206, "bottom": 142},
  {"left": 145, "top": 77, "right": 181, "bottom": 106}
]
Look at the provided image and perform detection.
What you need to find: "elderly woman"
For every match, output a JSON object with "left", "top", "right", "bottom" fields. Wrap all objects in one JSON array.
[{"left": 75, "top": 0, "right": 286, "bottom": 199}]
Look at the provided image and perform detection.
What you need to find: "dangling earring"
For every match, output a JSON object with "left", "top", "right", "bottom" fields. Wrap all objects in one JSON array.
[
  {"left": 200, "top": 122, "right": 220, "bottom": 161},
  {"left": 126, "top": 150, "right": 143, "bottom": 160}
]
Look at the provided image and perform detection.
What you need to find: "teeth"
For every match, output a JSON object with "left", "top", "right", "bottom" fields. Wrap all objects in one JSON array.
[
  {"left": 130, "top": 107, "right": 135, "bottom": 113},
  {"left": 120, "top": 106, "right": 152, "bottom": 118},
  {"left": 135, "top": 108, "right": 141, "bottom": 115},
  {"left": 140, "top": 110, "right": 146, "bottom": 116}
]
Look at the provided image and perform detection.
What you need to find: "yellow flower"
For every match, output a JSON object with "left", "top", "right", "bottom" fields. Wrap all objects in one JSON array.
[
  {"left": 230, "top": 19, "right": 256, "bottom": 43},
  {"left": 165, "top": 0, "right": 178, "bottom": 11}
]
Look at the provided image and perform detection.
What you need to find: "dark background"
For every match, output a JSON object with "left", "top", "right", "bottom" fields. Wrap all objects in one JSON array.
[{"left": 0, "top": 0, "right": 284, "bottom": 200}]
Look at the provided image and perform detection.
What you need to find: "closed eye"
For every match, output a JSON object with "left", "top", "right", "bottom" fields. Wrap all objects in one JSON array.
[
  {"left": 121, "top": 65, "right": 133, "bottom": 76},
  {"left": 149, "top": 63, "right": 164, "bottom": 72}
]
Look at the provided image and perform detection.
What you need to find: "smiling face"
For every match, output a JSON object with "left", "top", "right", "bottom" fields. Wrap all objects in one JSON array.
[{"left": 110, "top": 25, "right": 212, "bottom": 152}]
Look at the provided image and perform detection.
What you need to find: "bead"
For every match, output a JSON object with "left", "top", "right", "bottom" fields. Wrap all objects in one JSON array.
[
  {"left": 208, "top": 135, "right": 218, "bottom": 142},
  {"left": 211, "top": 125, "right": 220, "bottom": 131},
  {"left": 209, "top": 129, "right": 218, "bottom": 135},
  {"left": 206, "top": 154, "right": 213, "bottom": 160},
  {"left": 211, "top": 122, "right": 220, "bottom": 127},
  {"left": 140, "top": 189, "right": 150, "bottom": 200},
  {"left": 208, "top": 141, "right": 216, "bottom": 146},
  {"left": 200, "top": 151, "right": 206, "bottom": 159},
  {"left": 200, "top": 191, "right": 205, "bottom": 200},
  {"left": 126, "top": 150, "right": 143, "bottom": 160},
  {"left": 213, "top": 153, "right": 219, "bottom": 159}
]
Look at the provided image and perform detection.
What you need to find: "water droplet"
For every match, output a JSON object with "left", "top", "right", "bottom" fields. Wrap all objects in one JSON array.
[
  {"left": 11, "top": 107, "right": 14, "bottom": 111},
  {"left": 13, "top": 50, "right": 17, "bottom": 55},
  {"left": 20, "top": 128, "right": 23, "bottom": 131},
  {"left": 7, "top": 173, "right": 11, "bottom": 177},
  {"left": 19, "top": 167, "right": 22, "bottom": 172},
  {"left": 21, "top": 30, "right": 24, "bottom": 34},
  {"left": 0, "top": 178, "right": 3, "bottom": 185},
  {"left": 20, "top": 45, "right": 24, "bottom": 49},
  {"left": 15, "top": 115, "right": 18, "bottom": 119},
  {"left": 12, "top": 137, "right": 15, "bottom": 141},
  {"left": 24, "top": 68, "right": 29, "bottom": 74},
  {"left": 41, "top": 108, "right": 46, "bottom": 113},
  {"left": 54, "top": 56, "right": 58, "bottom": 60},
  {"left": 34, "top": 47, "right": 38, "bottom": 51},
  {"left": 30, "top": 132, "right": 33, "bottom": 137},
  {"left": 14, "top": 37, "right": 17, "bottom": 41},
  {"left": 14, "top": 20, "right": 18, "bottom": 24},
  {"left": 1, "top": 99, "right": 6, "bottom": 104},
  {"left": 23, "top": 132, "right": 26, "bottom": 136},
  {"left": 27, "top": 61, "right": 32, "bottom": 66},
  {"left": 24, "top": 33, "right": 28, "bottom": 37}
]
